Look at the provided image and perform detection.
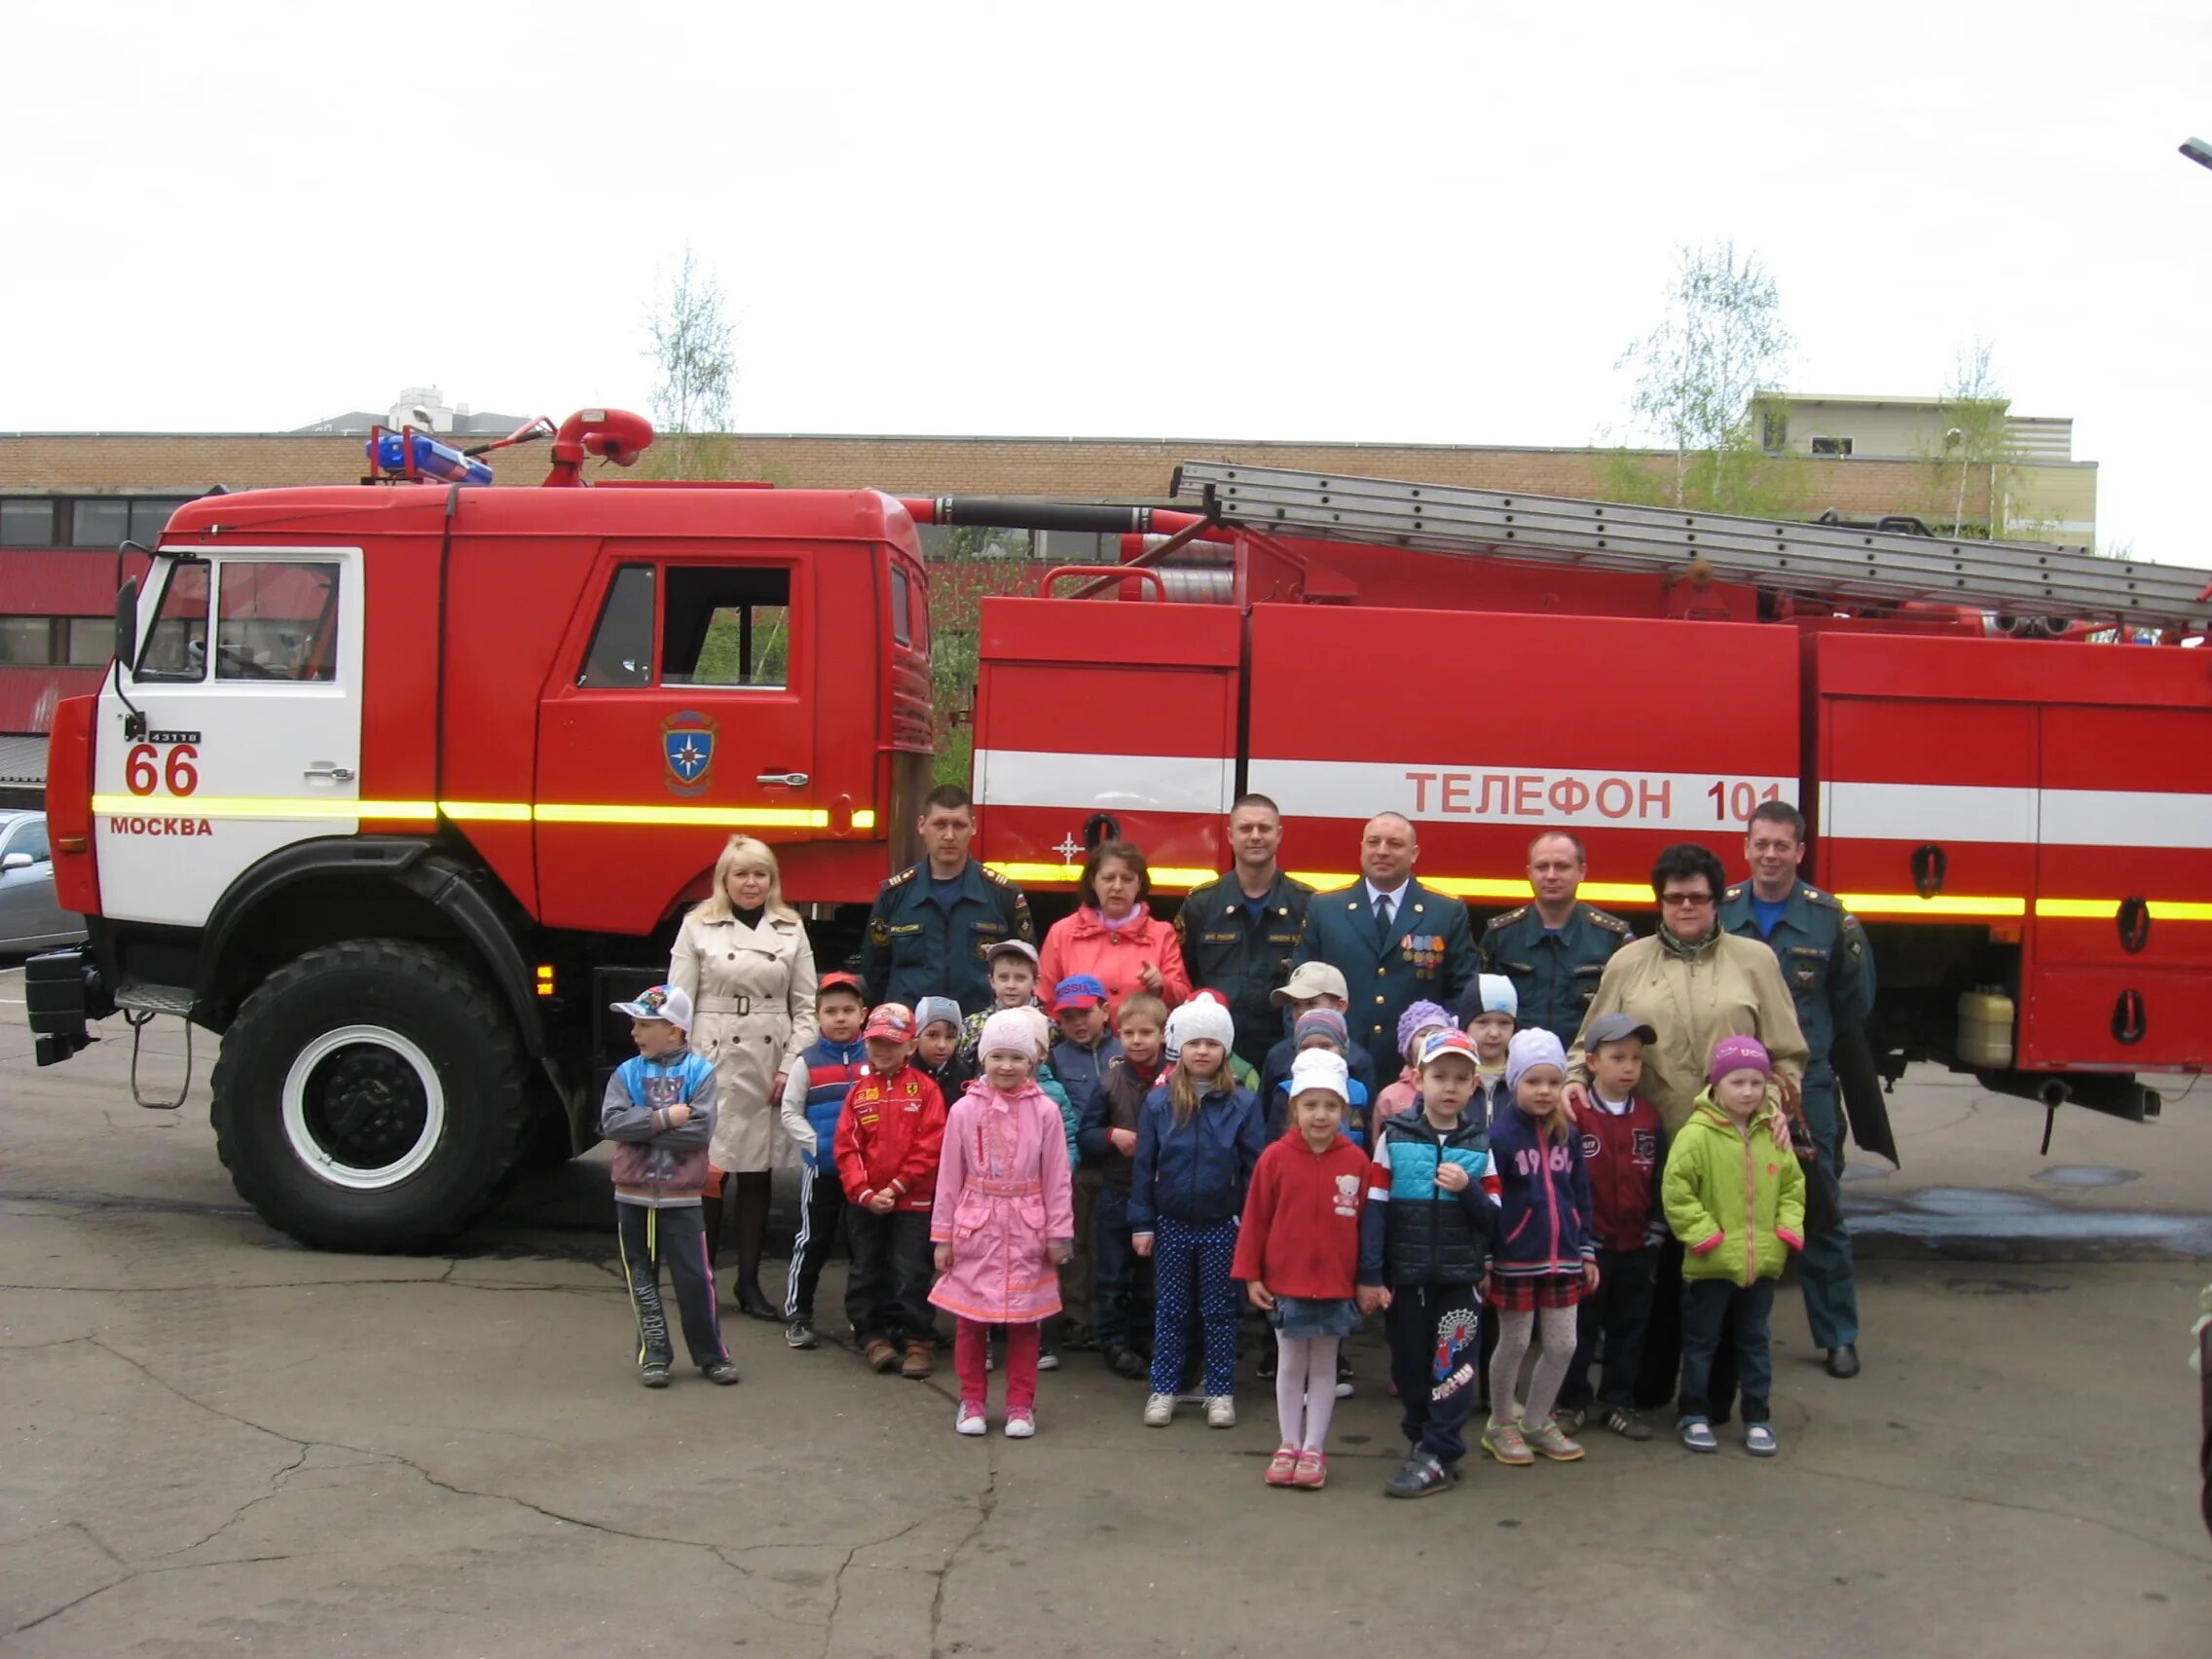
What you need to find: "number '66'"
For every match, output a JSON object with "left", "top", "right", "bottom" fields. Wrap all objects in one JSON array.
[{"left": 126, "top": 743, "right": 200, "bottom": 797}]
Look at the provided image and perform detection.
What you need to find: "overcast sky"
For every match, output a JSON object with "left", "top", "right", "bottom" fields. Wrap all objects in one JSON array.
[{"left": 7, "top": 2, "right": 2207, "bottom": 560}]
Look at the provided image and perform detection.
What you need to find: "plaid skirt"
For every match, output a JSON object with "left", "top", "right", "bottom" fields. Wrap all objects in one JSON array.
[{"left": 1487, "top": 1271, "right": 1583, "bottom": 1311}]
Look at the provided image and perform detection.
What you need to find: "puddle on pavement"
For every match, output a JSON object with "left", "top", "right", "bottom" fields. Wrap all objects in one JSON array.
[
  {"left": 1845, "top": 1186, "right": 2212, "bottom": 1260},
  {"left": 2029, "top": 1164, "right": 2140, "bottom": 1188}
]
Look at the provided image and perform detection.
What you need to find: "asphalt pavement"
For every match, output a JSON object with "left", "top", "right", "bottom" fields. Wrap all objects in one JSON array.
[{"left": 2, "top": 961, "right": 2208, "bottom": 1656}]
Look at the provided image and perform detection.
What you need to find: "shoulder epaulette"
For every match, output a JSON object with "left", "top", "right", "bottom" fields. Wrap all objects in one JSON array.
[
  {"left": 883, "top": 864, "right": 918, "bottom": 890},
  {"left": 982, "top": 864, "right": 1020, "bottom": 889},
  {"left": 1584, "top": 905, "right": 1630, "bottom": 936},
  {"left": 1723, "top": 883, "right": 1745, "bottom": 901},
  {"left": 1800, "top": 884, "right": 1838, "bottom": 908},
  {"left": 1281, "top": 872, "right": 1317, "bottom": 897},
  {"left": 1485, "top": 904, "right": 1528, "bottom": 932}
]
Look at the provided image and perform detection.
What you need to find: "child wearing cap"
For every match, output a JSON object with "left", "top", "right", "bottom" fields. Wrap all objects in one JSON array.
[
  {"left": 1050, "top": 974, "right": 1124, "bottom": 1354},
  {"left": 913, "top": 996, "right": 975, "bottom": 1103},
  {"left": 1087, "top": 992, "right": 1168, "bottom": 1380},
  {"left": 1375, "top": 1000, "right": 1456, "bottom": 1125},
  {"left": 1457, "top": 975, "right": 1520, "bottom": 1131},
  {"left": 931, "top": 1008, "right": 1078, "bottom": 1439},
  {"left": 1270, "top": 1008, "right": 1374, "bottom": 1146},
  {"left": 1662, "top": 1036, "right": 1806, "bottom": 1456},
  {"left": 1483, "top": 1030, "right": 1601, "bottom": 1467},
  {"left": 774, "top": 972, "right": 872, "bottom": 1350},
  {"left": 1557, "top": 1012, "right": 1667, "bottom": 1440},
  {"left": 1234, "top": 1048, "right": 1370, "bottom": 1492},
  {"left": 1358, "top": 1028, "right": 1500, "bottom": 1497},
  {"left": 1259, "top": 963, "right": 1380, "bottom": 1132},
  {"left": 832, "top": 1003, "right": 949, "bottom": 1381},
  {"left": 960, "top": 940, "right": 1048, "bottom": 1063},
  {"left": 601, "top": 985, "right": 738, "bottom": 1388},
  {"left": 1131, "top": 995, "right": 1266, "bottom": 1429}
]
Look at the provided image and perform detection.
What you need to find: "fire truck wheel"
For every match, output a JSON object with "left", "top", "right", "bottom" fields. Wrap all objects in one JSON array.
[{"left": 211, "top": 940, "right": 527, "bottom": 1252}]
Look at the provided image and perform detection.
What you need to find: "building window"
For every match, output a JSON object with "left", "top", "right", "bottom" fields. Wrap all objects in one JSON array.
[
  {"left": 1, "top": 500, "right": 56, "bottom": 546},
  {"left": 1810, "top": 436, "right": 1854, "bottom": 457},
  {"left": 65, "top": 617, "right": 112, "bottom": 667},
  {"left": 130, "top": 500, "right": 183, "bottom": 544},
  {"left": 71, "top": 499, "right": 131, "bottom": 548},
  {"left": 1760, "top": 412, "right": 1788, "bottom": 453},
  {"left": 0, "top": 618, "right": 55, "bottom": 666}
]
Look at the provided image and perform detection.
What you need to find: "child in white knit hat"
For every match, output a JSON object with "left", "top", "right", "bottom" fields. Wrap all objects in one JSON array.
[
  {"left": 1130, "top": 994, "right": 1267, "bottom": 1429},
  {"left": 1459, "top": 974, "right": 1520, "bottom": 1131}
]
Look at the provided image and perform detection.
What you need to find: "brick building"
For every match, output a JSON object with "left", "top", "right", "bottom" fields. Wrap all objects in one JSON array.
[{"left": 0, "top": 409, "right": 2096, "bottom": 793}]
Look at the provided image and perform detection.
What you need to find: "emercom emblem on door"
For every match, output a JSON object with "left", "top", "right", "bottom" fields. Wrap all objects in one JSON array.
[{"left": 662, "top": 710, "right": 719, "bottom": 796}]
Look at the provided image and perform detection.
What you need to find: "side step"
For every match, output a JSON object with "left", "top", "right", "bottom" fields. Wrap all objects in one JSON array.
[{"left": 114, "top": 981, "right": 197, "bottom": 1018}]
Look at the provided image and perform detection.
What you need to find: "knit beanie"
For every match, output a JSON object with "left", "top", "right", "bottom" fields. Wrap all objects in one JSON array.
[
  {"left": 913, "top": 995, "right": 963, "bottom": 1036},
  {"left": 977, "top": 1009, "right": 1039, "bottom": 1062},
  {"left": 1013, "top": 1005, "right": 1054, "bottom": 1057},
  {"left": 1293, "top": 1007, "right": 1348, "bottom": 1051},
  {"left": 1164, "top": 994, "right": 1235, "bottom": 1060},
  {"left": 1709, "top": 1036, "right": 1772, "bottom": 1086},
  {"left": 1476, "top": 975, "right": 1518, "bottom": 1017},
  {"left": 1396, "top": 999, "right": 1455, "bottom": 1056},
  {"left": 1504, "top": 1028, "right": 1568, "bottom": 1092},
  {"left": 1287, "top": 1048, "right": 1349, "bottom": 1104}
]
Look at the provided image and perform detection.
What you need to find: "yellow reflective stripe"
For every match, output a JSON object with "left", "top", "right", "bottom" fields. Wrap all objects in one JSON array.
[
  {"left": 852, "top": 810, "right": 877, "bottom": 830},
  {"left": 987, "top": 862, "right": 1219, "bottom": 890},
  {"left": 92, "top": 794, "right": 434, "bottom": 820},
  {"left": 535, "top": 802, "right": 826, "bottom": 828},
  {"left": 2037, "top": 898, "right": 2212, "bottom": 922},
  {"left": 1833, "top": 893, "right": 2026, "bottom": 918},
  {"left": 1286, "top": 872, "right": 1655, "bottom": 905},
  {"left": 440, "top": 799, "right": 533, "bottom": 823}
]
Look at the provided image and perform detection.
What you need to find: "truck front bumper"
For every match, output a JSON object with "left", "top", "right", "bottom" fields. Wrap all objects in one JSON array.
[{"left": 24, "top": 947, "right": 111, "bottom": 1066}]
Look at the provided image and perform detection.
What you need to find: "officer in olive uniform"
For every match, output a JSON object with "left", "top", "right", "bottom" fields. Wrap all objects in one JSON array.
[
  {"left": 1719, "top": 804, "right": 1876, "bottom": 1380},
  {"left": 1175, "top": 869, "right": 1313, "bottom": 1075},
  {"left": 859, "top": 860, "right": 1033, "bottom": 1016},
  {"left": 1479, "top": 902, "right": 1633, "bottom": 1048}
]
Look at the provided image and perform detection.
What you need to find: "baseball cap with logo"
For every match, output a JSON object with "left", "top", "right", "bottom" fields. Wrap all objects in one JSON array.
[
  {"left": 610, "top": 983, "right": 694, "bottom": 1031},
  {"left": 1051, "top": 974, "right": 1110, "bottom": 1012},
  {"left": 1418, "top": 1028, "right": 1481, "bottom": 1068},
  {"left": 864, "top": 1003, "right": 918, "bottom": 1042},
  {"left": 1272, "top": 962, "right": 1350, "bottom": 1006}
]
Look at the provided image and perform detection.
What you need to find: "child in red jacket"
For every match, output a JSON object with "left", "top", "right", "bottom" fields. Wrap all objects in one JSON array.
[
  {"left": 1233, "top": 1049, "right": 1369, "bottom": 1492},
  {"left": 832, "top": 1003, "right": 947, "bottom": 1380},
  {"left": 1558, "top": 1013, "right": 1666, "bottom": 1441}
]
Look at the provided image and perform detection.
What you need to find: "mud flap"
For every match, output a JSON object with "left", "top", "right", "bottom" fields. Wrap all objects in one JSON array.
[{"left": 1833, "top": 1025, "right": 1899, "bottom": 1167}]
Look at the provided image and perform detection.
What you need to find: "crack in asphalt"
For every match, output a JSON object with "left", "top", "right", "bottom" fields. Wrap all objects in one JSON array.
[
  {"left": 927, "top": 1459, "right": 1000, "bottom": 1659},
  {"left": 8, "top": 1554, "right": 303, "bottom": 1637},
  {"left": 1793, "top": 1458, "right": 2212, "bottom": 1566}
]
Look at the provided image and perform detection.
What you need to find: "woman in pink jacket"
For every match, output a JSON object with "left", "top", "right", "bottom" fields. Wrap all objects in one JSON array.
[
  {"left": 1037, "top": 839, "right": 1192, "bottom": 1019},
  {"left": 932, "top": 1009, "right": 1077, "bottom": 1439}
]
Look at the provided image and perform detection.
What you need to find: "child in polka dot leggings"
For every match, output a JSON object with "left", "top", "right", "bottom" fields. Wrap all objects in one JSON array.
[{"left": 1130, "top": 995, "right": 1268, "bottom": 1428}]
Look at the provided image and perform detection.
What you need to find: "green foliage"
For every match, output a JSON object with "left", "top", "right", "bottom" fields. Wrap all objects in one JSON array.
[
  {"left": 645, "top": 248, "right": 736, "bottom": 479},
  {"left": 923, "top": 525, "right": 1032, "bottom": 789},
  {"left": 1914, "top": 339, "right": 2025, "bottom": 538},
  {"left": 1591, "top": 444, "right": 1812, "bottom": 519},
  {"left": 1618, "top": 241, "right": 1791, "bottom": 509}
]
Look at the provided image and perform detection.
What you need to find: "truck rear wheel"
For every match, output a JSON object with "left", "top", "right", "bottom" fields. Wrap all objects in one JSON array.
[{"left": 210, "top": 940, "right": 526, "bottom": 1252}]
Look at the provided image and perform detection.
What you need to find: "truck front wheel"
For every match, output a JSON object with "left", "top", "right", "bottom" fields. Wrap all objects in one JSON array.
[{"left": 211, "top": 940, "right": 527, "bottom": 1251}]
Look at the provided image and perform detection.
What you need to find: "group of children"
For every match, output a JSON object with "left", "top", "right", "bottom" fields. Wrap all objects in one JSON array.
[{"left": 601, "top": 948, "right": 1807, "bottom": 1489}]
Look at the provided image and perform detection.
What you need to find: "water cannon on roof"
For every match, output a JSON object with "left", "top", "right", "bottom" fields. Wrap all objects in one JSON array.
[{"left": 360, "top": 408, "right": 655, "bottom": 488}]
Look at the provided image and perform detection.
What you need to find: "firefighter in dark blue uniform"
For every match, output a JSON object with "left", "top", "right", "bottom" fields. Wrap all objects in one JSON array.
[
  {"left": 858, "top": 787, "right": 1033, "bottom": 1015},
  {"left": 1479, "top": 831, "right": 1634, "bottom": 1048},
  {"left": 1290, "top": 813, "right": 1477, "bottom": 1085},
  {"left": 1718, "top": 801, "right": 1876, "bottom": 1380},
  {"left": 1173, "top": 793, "right": 1313, "bottom": 1074}
]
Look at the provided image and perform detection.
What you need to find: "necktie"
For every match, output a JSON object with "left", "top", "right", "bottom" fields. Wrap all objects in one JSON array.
[{"left": 1374, "top": 892, "right": 1392, "bottom": 932}]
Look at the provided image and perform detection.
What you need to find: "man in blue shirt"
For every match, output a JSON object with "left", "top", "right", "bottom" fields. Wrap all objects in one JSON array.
[
  {"left": 1479, "top": 831, "right": 1633, "bottom": 1048},
  {"left": 1175, "top": 793, "right": 1313, "bottom": 1074},
  {"left": 859, "top": 786, "right": 1033, "bottom": 1014}
]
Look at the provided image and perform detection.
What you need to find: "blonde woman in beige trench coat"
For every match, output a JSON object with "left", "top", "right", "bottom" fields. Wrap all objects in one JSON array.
[{"left": 672, "top": 835, "right": 819, "bottom": 1320}]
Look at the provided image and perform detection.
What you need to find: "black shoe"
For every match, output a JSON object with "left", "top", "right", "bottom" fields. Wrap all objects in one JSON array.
[
  {"left": 1256, "top": 1348, "right": 1278, "bottom": 1382},
  {"left": 1335, "top": 1353, "right": 1354, "bottom": 1399},
  {"left": 701, "top": 1359, "right": 740, "bottom": 1385},
  {"left": 1104, "top": 1345, "right": 1149, "bottom": 1380},
  {"left": 1384, "top": 1451, "right": 1453, "bottom": 1499},
  {"left": 734, "top": 1280, "right": 780, "bottom": 1322},
  {"left": 1060, "top": 1325, "right": 1100, "bottom": 1352},
  {"left": 1825, "top": 1344, "right": 1862, "bottom": 1380},
  {"left": 639, "top": 1363, "right": 672, "bottom": 1389}
]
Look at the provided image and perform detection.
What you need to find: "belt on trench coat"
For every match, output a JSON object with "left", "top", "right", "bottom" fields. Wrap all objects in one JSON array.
[
  {"left": 697, "top": 995, "right": 755, "bottom": 1015},
  {"left": 965, "top": 1178, "right": 1042, "bottom": 1197}
]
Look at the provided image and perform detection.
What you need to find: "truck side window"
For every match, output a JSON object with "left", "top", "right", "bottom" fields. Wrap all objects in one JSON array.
[
  {"left": 215, "top": 561, "right": 338, "bottom": 682},
  {"left": 579, "top": 565, "right": 654, "bottom": 687},
  {"left": 134, "top": 560, "right": 211, "bottom": 682},
  {"left": 662, "top": 566, "right": 791, "bottom": 689},
  {"left": 891, "top": 565, "right": 911, "bottom": 646}
]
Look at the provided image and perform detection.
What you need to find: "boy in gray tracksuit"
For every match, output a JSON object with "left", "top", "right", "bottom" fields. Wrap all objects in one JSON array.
[{"left": 603, "top": 983, "right": 740, "bottom": 1389}]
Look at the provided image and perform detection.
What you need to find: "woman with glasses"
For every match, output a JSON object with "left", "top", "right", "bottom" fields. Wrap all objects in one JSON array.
[{"left": 1564, "top": 843, "right": 1808, "bottom": 1420}]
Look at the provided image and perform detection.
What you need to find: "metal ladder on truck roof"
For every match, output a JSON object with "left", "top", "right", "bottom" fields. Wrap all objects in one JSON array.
[{"left": 1170, "top": 461, "right": 2212, "bottom": 632}]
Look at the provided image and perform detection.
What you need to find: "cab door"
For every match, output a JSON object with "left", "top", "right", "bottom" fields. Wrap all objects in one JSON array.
[
  {"left": 535, "top": 546, "right": 819, "bottom": 935},
  {"left": 96, "top": 550, "right": 365, "bottom": 929}
]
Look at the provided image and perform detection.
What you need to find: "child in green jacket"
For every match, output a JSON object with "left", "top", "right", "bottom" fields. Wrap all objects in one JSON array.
[{"left": 1662, "top": 1036, "right": 1805, "bottom": 1457}]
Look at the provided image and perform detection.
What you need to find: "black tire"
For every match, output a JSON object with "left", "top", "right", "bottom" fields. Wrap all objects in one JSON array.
[{"left": 210, "top": 939, "right": 527, "bottom": 1252}]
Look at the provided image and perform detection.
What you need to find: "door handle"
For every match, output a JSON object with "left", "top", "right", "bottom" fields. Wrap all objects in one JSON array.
[
  {"left": 756, "top": 772, "right": 809, "bottom": 788},
  {"left": 304, "top": 763, "right": 355, "bottom": 783}
]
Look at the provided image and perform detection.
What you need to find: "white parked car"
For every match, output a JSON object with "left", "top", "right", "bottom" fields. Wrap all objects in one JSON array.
[{"left": 0, "top": 812, "right": 87, "bottom": 952}]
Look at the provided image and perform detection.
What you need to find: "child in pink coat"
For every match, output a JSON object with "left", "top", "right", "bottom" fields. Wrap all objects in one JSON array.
[{"left": 932, "top": 1008, "right": 1078, "bottom": 1438}]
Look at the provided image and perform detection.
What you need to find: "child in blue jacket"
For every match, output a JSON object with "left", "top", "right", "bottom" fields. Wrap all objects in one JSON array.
[
  {"left": 1130, "top": 996, "right": 1266, "bottom": 1429},
  {"left": 1483, "top": 1029, "right": 1599, "bottom": 1466}
]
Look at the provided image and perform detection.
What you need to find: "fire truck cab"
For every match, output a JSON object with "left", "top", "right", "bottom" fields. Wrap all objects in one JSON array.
[{"left": 31, "top": 440, "right": 932, "bottom": 1248}]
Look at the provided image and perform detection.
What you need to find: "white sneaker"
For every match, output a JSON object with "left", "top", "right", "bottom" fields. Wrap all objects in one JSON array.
[
  {"left": 1205, "top": 1394, "right": 1237, "bottom": 1429},
  {"left": 1004, "top": 1409, "right": 1036, "bottom": 1439},
  {"left": 955, "top": 1403, "right": 987, "bottom": 1437},
  {"left": 1143, "top": 1391, "right": 1176, "bottom": 1427},
  {"left": 1036, "top": 1346, "right": 1059, "bottom": 1372}
]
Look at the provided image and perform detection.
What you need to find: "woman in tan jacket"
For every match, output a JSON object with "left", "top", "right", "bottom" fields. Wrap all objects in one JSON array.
[{"left": 671, "top": 835, "right": 819, "bottom": 1320}]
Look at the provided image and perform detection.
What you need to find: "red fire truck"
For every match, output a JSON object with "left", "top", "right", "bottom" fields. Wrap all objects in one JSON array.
[{"left": 23, "top": 412, "right": 2212, "bottom": 1250}]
